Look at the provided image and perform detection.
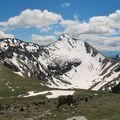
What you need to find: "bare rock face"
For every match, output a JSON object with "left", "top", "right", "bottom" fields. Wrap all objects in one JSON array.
[{"left": 112, "top": 54, "right": 120, "bottom": 62}]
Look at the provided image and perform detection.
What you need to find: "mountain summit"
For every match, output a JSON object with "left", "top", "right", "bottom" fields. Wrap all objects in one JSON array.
[{"left": 0, "top": 33, "right": 120, "bottom": 91}]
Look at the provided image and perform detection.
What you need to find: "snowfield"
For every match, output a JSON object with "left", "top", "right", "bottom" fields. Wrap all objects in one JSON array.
[{"left": 21, "top": 90, "right": 75, "bottom": 99}]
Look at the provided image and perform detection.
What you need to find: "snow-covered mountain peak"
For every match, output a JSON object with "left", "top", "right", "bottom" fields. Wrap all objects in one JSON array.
[
  {"left": 0, "top": 34, "right": 120, "bottom": 91},
  {"left": 47, "top": 33, "right": 83, "bottom": 55},
  {"left": 59, "top": 33, "right": 72, "bottom": 40},
  {"left": 57, "top": 33, "right": 79, "bottom": 46}
]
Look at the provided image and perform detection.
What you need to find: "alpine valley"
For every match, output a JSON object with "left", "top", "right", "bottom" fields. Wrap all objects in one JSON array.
[{"left": 0, "top": 33, "right": 120, "bottom": 120}]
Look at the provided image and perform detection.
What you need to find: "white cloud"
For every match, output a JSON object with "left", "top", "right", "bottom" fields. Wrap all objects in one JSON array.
[
  {"left": 60, "top": 18, "right": 112, "bottom": 35},
  {"left": 60, "top": 10, "right": 120, "bottom": 35},
  {"left": 0, "top": 31, "right": 14, "bottom": 38},
  {"left": 61, "top": 3, "right": 71, "bottom": 7},
  {"left": 60, "top": 20, "right": 89, "bottom": 36},
  {"left": 32, "top": 34, "right": 56, "bottom": 43},
  {"left": 0, "top": 9, "right": 62, "bottom": 31},
  {"left": 73, "top": 13, "right": 79, "bottom": 21},
  {"left": 78, "top": 34, "right": 120, "bottom": 51}
]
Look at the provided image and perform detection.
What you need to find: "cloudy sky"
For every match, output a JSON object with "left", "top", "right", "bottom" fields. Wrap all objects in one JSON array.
[{"left": 0, "top": 0, "right": 120, "bottom": 56}]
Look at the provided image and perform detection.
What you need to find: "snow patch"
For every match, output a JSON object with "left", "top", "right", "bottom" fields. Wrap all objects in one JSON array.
[
  {"left": 26, "top": 45, "right": 39, "bottom": 52},
  {"left": 20, "top": 90, "right": 75, "bottom": 99},
  {"left": 28, "top": 72, "right": 31, "bottom": 77},
  {"left": 14, "top": 71, "right": 24, "bottom": 77}
]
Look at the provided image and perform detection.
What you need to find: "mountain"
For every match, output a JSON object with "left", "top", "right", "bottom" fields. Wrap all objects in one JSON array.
[
  {"left": 112, "top": 54, "right": 120, "bottom": 62},
  {"left": 0, "top": 33, "right": 120, "bottom": 91}
]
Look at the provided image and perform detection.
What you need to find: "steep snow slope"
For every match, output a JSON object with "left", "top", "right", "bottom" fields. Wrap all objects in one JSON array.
[
  {"left": 0, "top": 34, "right": 120, "bottom": 91},
  {"left": 38, "top": 34, "right": 120, "bottom": 90}
]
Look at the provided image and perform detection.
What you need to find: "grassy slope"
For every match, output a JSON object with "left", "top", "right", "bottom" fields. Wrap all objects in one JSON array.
[{"left": 0, "top": 62, "right": 50, "bottom": 98}]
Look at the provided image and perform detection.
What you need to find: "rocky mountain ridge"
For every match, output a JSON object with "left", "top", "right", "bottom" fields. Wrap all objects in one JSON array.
[{"left": 0, "top": 33, "right": 120, "bottom": 91}]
